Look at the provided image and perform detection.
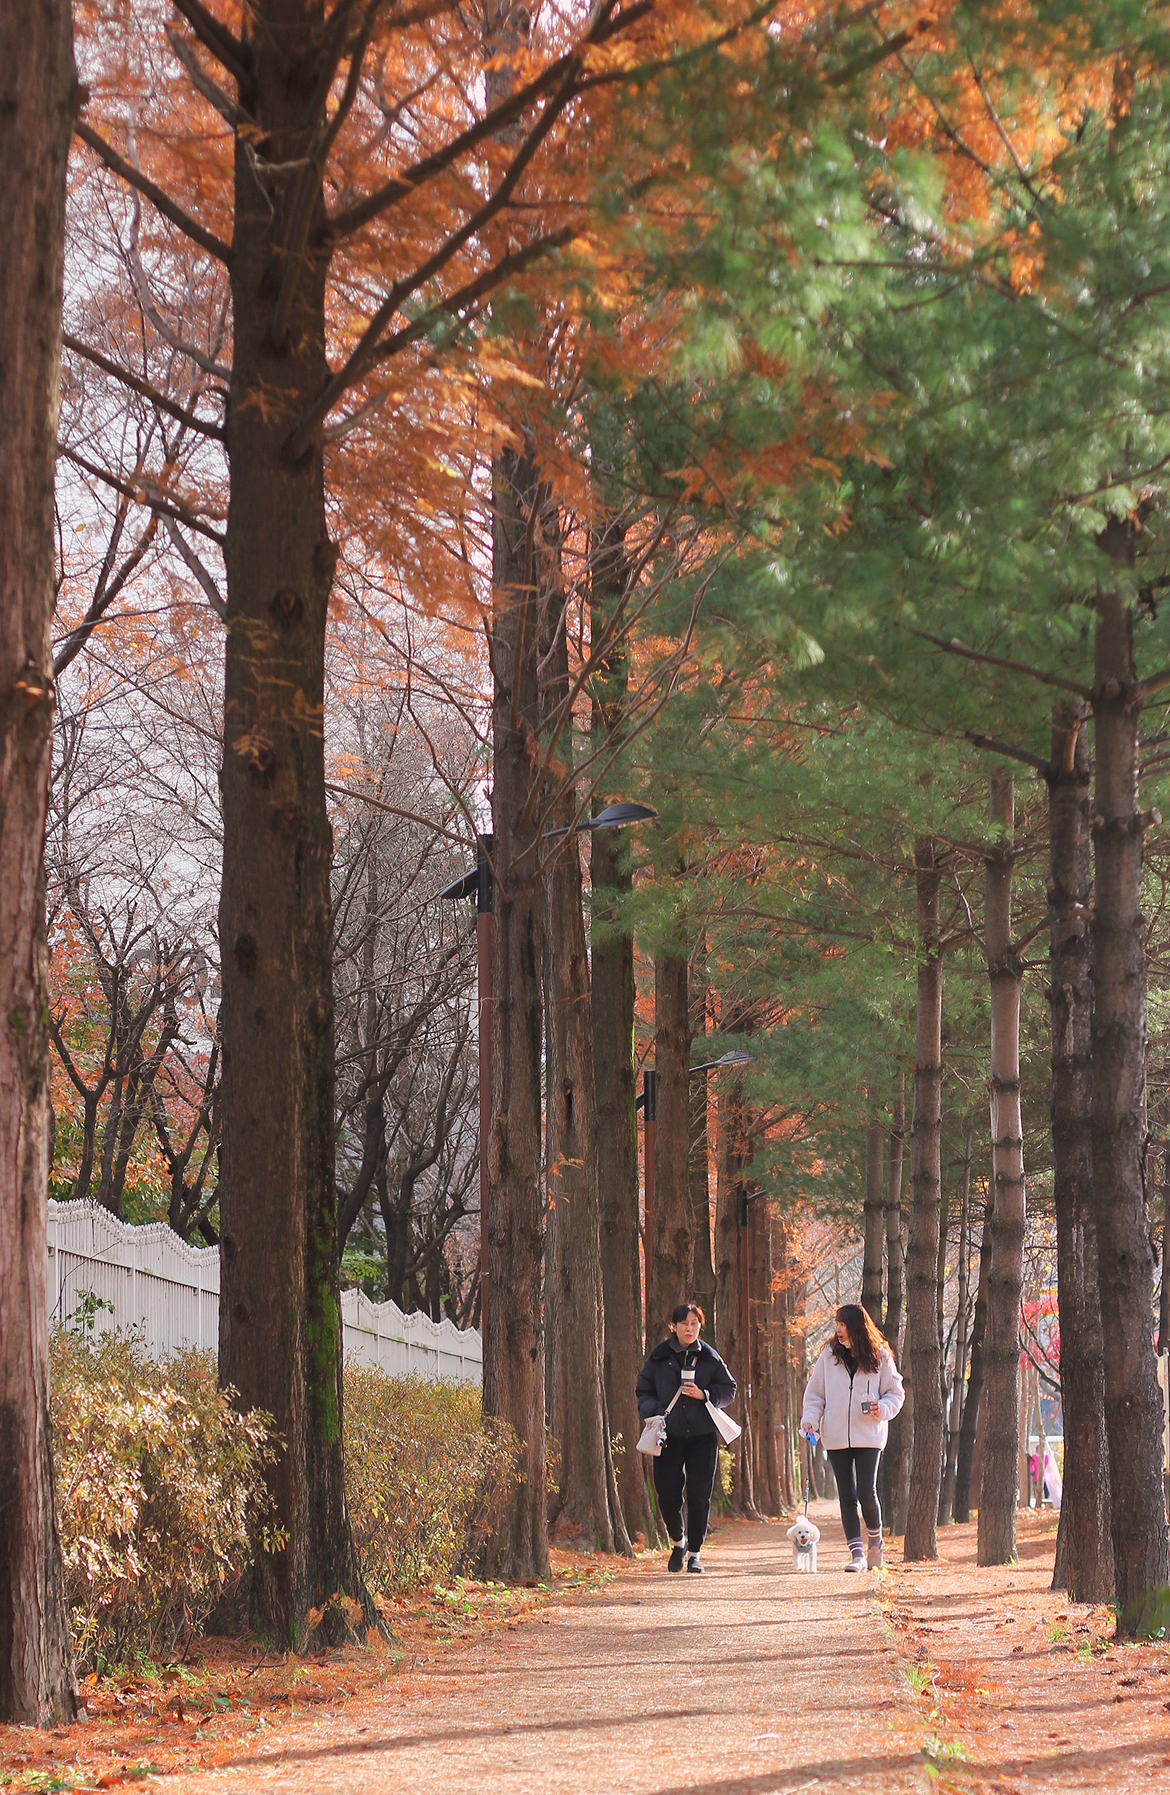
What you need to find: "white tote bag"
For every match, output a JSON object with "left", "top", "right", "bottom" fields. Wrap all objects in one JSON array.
[{"left": 706, "top": 1401, "right": 743, "bottom": 1446}]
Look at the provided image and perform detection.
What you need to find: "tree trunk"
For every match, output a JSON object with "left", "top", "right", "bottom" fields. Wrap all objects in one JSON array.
[
  {"left": 939, "top": 1120, "right": 974, "bottom": 1525},
  {"left": 483, "top": 435, "right": 550, "bottom": 1582},
  {"left": 649, "top": 946, "right": 691, "bottom": 1340},
  {"left": 862, "top": 1115, "right": 885, "bottom": 1325},
  {"left": 1090, "top": 575, "right": 1169, "bottom": 1634},
  {"left": 217, "top": 5, "right": 366, "bottom": 1642},
  {"left": 590, "top": 529, "right": 657, "bottom": 1544},
  {"left": 714, "top": 1073, "right": 758, "bottom": 1516},
  {"left": 541, "top": 605, "right": 621, "bottom": 1551},
  {"left": 592, "top": 821, "right": 654, "bottom": 1542},
  {"left": 689, "top": 966, "right": 717, "bottom": 1330},
  {"left": 0, "top": 0, "right": 78, "bottom": 1723},
  {"left": 884, "top": 1088, "right": 906, "bottom": 1346},
  {"left": 753, "top": 1203, "right": 781, "bottom": 1515},
  {"left": 953, "top": 1194, "right": 992, "bottom": 1524},
  {"left": 1047, "top": 701, "right": 1114, "bottom": 1601},
  {"left": 979, "top": 775, "right": 1027, "bottom": 1567},
  {"left": 904, "top": 839, "right": 945, "bottom": 1561},
  {"left": 879, "top": 1088, "right": 907, "bottom": 1527}
]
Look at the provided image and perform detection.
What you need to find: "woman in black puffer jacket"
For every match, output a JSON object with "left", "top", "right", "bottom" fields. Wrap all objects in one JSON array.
[{"left": 636, "top": 1302, "right": 736, "bottom": 1574}]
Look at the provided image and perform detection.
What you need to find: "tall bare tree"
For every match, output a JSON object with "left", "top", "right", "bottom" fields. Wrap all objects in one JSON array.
[{"left": 0, "top": 0, "right": 79, "bottom": 1724}]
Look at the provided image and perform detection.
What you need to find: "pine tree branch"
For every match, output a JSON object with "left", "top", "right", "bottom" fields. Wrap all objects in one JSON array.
[
  {"left": 75, "top": 119, "right": 232, "bottom": 263},
  {"left": 1133, "top": 666, "right": 1170, "bottom": 702},
  {"left": 63, "top": 333, "right": 225, "bottom": 439},
  {"left": 912, "top": 630, "right": 1090, "bottom": 698},
  {"left": 965, "top": 731, "right": 1049, "bottom": 774}
]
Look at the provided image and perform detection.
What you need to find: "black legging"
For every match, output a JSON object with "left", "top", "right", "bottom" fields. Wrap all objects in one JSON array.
[
  {"left": 827, "top": 1447, "right": 882, "bottom": 1543},
  {"left": 653, "top": 1433, "right": 720, "bottom": 1551}
]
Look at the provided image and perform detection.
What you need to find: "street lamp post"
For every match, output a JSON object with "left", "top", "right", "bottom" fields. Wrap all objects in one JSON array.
[{"left": 441, "top": 802, "right": 655, "bottom": 1353}]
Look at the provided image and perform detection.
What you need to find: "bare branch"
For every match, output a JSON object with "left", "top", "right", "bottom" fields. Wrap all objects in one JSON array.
[
  {"left": 170, "top": 0, "right": 250, "bottom": 89},
  {"left": 75, "top": 119, "right": 232, "bottom": 263},
  {"left": 60, "top": 444, "right": 227, "bottom": 546},
  {"left": 63, "top": 333, "right": 226, "bottom": 439},
  {"left": 54, "top": 513, "right": 161, "bottom": 676},
  {"left": 288, "top": 226, "right": 571, "bottom": 451},
  {"left": 164, "top": 519, "right": 227, "bottom": 621}
]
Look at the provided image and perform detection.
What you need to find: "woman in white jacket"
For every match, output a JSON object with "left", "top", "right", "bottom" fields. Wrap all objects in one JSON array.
[{"left": 801, "top": 1304, "right": 905, "bottom": 1571}]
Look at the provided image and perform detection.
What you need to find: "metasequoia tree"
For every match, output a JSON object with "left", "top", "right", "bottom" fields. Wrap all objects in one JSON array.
[
  {"left": 978, "top": 774, "right": 1026, "bottom": 1566},
  {"left": 0, "top": 0, "right": 79, "bottom": 1726},
  {"left": 589, "top": 523, "right": 656, "bottom": 1540},
  {"left": 72, "top": 0, "right": 681, "bottom": 1627}
]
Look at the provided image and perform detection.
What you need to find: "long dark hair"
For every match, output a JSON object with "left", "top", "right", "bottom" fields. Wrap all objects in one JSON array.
[{"left": 830, "top": 1304, "right": 888, "bottom": 1374}]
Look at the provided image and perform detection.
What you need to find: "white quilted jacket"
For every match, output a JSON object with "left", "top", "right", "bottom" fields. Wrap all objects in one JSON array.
[{"left": 800, "top": 1343, "right": 905, "bottom": 1451}]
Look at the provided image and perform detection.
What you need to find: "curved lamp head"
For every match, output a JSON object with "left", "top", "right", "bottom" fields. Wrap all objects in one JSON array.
[
  {"left": 690, "top": 1050, "right": 754, "bottom": 1076},
  {"left": 542, "top": 800, "right": 658, "bottom": 843}
]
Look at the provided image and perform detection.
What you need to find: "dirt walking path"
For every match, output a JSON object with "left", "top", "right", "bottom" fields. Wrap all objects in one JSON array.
[{"left": 165, "top": 1508, "right": 926, "bottom": 1795}]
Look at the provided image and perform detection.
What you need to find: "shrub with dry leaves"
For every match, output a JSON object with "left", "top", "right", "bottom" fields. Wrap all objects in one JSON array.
[
  {"left": 50, "top": 1334, "right": 279, "bottom": 1667},
  {"left": 343, "top": 1366, "right": 519, "bottom": 1592}
]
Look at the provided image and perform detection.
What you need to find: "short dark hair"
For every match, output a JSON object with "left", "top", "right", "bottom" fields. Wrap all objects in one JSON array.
[{"left": 671, "top": 1302, "right": 705, "bottom": 1328}]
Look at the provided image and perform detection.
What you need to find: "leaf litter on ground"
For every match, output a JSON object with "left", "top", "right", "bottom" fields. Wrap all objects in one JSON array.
[{"left": 0, "top": 1547, "right": 617, "bottom": 1793}]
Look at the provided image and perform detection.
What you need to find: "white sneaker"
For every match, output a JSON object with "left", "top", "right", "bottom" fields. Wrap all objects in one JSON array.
[{"left": 844, "top": 1549, "right": 867, "bottom": 1573}]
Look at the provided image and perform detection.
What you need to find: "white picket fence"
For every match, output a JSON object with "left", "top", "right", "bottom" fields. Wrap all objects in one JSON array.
[{"left": 47, "top": 1200, "right": 482, "bottom": 1387}]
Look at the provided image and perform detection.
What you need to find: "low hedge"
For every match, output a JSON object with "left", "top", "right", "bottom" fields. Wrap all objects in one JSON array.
[
  {"left": 343, "top": 1364, "right": 519, "bottom": 1592},
  {"left": 50, "top": 1339, "right": 519, "bottom": 1664},
  {"left": 49, "top": 1333, "right": 278, "bottom": 1668}
]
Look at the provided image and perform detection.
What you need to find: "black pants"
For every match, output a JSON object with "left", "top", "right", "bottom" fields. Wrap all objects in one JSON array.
[
  {"left": 827, "top": 1447, "right": 882, "bottom": 1543},
  {"left": 653, "top": 1432, "right": 721, "bottom": 1551}
]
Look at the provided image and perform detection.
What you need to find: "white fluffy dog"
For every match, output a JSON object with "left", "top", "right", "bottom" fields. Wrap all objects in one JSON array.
[{"left": 787, "top": 1515, "right": 820, "bottom": 1573}]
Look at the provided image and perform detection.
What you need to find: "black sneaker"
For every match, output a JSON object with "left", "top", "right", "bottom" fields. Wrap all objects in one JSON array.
[
  {"left": 686, "top": 1553, "right": 705, "bottom": 1574},
  {"left": 667, "top": 1545, "right": 686, "bottom": 1573}
]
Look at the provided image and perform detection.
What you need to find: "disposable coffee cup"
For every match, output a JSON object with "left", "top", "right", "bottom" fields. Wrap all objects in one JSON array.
[{"left": 680, "top": 1368, "right": 697, "bottom": 1384}]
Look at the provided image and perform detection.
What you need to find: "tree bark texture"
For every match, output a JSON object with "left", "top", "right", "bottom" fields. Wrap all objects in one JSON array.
[
  {"left": 979, "top": 775, "right": 1026, "bottom": 1567},
  {"left": 714, "top": 1076, "right": 758, "bottom": 1516},
  {"left": 0, "top": 0, "right": 78, "bottom": 1724},
  {"left": 541, "top": 606, "right": 621, "bottom": 1551},
  {"left": 592, "top": 826, "right": 654, "bottom": 1541},
  {"left": 904, "top": 839, "right": 945, "bottom": 1561},
  {"left": 1090, "top": 578, "right": 1170, "bottom": 1634},
  {"left": 883, "top": 1090, "right": 906, "bottom": 1348},
  {"left": 689, "top": 969, "right": 717, "bottom": 1331},
  {"left": 217, "top": 4, "right": 366, "bottom": 1642},
  {"left": 939, "top": 1121, "right": 973, "bottom": 1526},
  {"left": 590, "top": 528, "right": 656, "bottom": 1543},
  {"left": 751, "top": 1201, "right": 781, "bottom": 1515},
  {"left": 483, "top": 438, "right": 550, "bottom": 1582},
  {"left": 953, "top": 1196, "right": 992, "bottom": 1525},
  {"left": 879, "top": 1091, "right": 907, "bottom": 1528},
  {"left": 861, "top": 1116, "right": 885, "bottom": 1326},
  {"left": 650, "top": 947, "right": 691, "bottom": 1340},
  {"left": 1047, "top": 702, "right": 1114, "bottom": 1602}
]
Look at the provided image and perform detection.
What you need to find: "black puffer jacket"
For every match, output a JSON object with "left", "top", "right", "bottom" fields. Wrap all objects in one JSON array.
[{"left": 636, "top": 1338, "right": 737, "bottom": 1440}]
